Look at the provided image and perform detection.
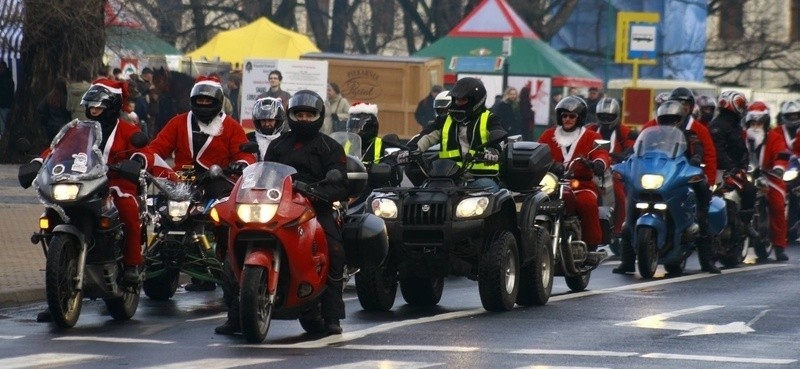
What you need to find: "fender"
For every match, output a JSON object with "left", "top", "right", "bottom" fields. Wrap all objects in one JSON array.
[
  {"left": 518, "top": 191, "right": 551, "bottom": 266},
  {"left": 635, "top": 213, "right": 667, "bottom": 248},
  {"left": 244, "top": 248, "right": 279, "bottom": 296},
  {"left": 52, "top": 224, "right": 86, "bottom": 247},
  {"left": 708, "top": 196, "right": 727, "bottom": 236}
]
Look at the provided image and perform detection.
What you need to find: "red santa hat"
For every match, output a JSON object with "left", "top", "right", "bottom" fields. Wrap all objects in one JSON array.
[
  {"left": 194, "top": 75, "right": 223, "bottom": 89},
  {"left": 90, "top": 77, "right": 131, "bottom": 112},
  {"left": 348, "top": 101, "right": 378, "bottom": 116}
]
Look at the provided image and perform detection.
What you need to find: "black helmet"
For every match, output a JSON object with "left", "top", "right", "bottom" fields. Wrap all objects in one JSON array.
[
  {"left": 656, "top": 100, "right": 686, "bottom": 127},
  {"left": 190, "top": 78, "right": 225, "bottom": 123},
  {"left": 287, "top": 90, "right": 325, "bottom": 139},
  {"left": 251, "top": 97, "right": 286, "bottom": 136},
  {"left": 555, "top": 96, "right": 588, "bottom": 128},
  {"left": 81, "top": 84, "right": 122, "bottom": 126},
  {"left": 448, "top": 77, "right": 487, "bottom": 123},
  {"left": 668, "top": 87, "right": 695, "bottom": 109},
  {"left": 595, "top": 97, "right": 620, "bottom": 128}
]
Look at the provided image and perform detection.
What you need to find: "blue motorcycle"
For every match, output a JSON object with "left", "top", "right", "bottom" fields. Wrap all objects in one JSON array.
[{"left": 614, "top": 126, "right": 727, "bottom": 278}]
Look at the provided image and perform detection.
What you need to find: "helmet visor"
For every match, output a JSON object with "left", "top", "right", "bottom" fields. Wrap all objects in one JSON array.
[
  {"left": 596, "top": 113, "right": 617, "bottom": 124},
  {"left": 190, "top": 84, "right": 222, "bottom": 101}
]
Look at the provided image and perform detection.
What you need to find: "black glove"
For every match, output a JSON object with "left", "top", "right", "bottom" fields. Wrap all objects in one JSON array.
[
  {"left": 131, "top": 154, "right": 146, "bottom": 168},
  {"left": 551, "top": 162, "right": 566, "bottom": 177},
  {"left": 592, "top": 160, "right": 606, "bottom": 176},
  {"left": 293, "top": 180, "right": 310, "bottom": 194},
  {"left": 228, "top": 161, "right": 248, "bottom": 174},
  {"left": 689, "top": 155, "right": 702, "bottom": 167},
  {"left": 396, "top": 150, "right": 410, "bottom": 164},
  {"left": 18, "top": 161, "right": 42, "bottom": 189},
  {"left": 610, "top": 152, "right": 626, "bottom": 163},
  {"left": 770, "top": 168, "right": 785, "bottom": 179},
  {"left": 481, "top": 148, "right": 500, "bottom": 163}
]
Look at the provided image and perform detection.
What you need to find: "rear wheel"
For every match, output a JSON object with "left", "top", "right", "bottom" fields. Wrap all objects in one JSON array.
[
  {"left": 355, "top": 263, "right": 397, "bottom": 311},
  {"left": 400, "top": 276, "right": 444, "bottom": 307},
  {"left": 478, "top": 231, "right": 519, "bottom": 311},
  {"left": 636, "top": 227, "right": 659, "bottom": 279},
  {"left": 516, "top": 227, "right": 553, "bottom": 306},
  {"left": 240, "top": 266, "right": 273, "bottom": 343},
  {"left": 45, "top": 235, "right": 83, "bottom": 328},
  {"left": 105, "top": 283, "right": 140, "bottom": 321},
  {"left": 143, "top": 269, "right": 180, "bottom": 300},
  {"left": 565, "top": 273, "right": 591, "bottom": 292}
]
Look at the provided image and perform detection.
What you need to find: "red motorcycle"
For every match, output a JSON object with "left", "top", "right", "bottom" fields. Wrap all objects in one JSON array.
[{"left": 211, "top": 161, "right": 388, "bottom": 343}]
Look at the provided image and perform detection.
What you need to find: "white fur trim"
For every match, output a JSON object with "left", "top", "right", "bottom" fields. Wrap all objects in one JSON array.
[
  {"left": 191, "top": 111, "right": 225, "bottom": 136},
  {"left": 348, "top": 103, "right": 378, "bottom": 116},
  {"left": 195, "top": 80, "right": 222, "bottom": 89},
  {"left": 92, "top": 83, "right": 122, "bottom": 95}
]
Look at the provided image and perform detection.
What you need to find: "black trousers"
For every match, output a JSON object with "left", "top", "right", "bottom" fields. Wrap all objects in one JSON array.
[{"left": 317, "top": 210, "right": 346, "bottom": 320}]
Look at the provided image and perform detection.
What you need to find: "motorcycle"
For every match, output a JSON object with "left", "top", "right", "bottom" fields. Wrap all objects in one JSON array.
[
  {"left": 613, "top": 126, "right": 728, "bottom": 278},
  {"left": 17, "top": 120, "right": 147, "bottom": 328},
  {"left": 210, "top": 162, "right": 387, "bottom": 343},
  {"left": 536, "top": 141, "right": 611, "bottom": 292},
  {"left": 368, "top": 131, "right": 555, "bottom": 312},
  {"left": 784, "top": 155, "right": 800, "bottom": 245}
]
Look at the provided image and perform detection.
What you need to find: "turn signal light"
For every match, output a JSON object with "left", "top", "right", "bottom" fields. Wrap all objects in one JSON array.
[
  {"left": 99, "top": 217, "right": 113, "bottom": 229},
  {"left": 39, "top": 217, "right": 49, "bottom": 230}
]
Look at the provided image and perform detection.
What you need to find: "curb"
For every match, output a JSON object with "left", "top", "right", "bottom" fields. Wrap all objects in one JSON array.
[{"left": 0, "top": 287, "right": 44, "bottom": 308}]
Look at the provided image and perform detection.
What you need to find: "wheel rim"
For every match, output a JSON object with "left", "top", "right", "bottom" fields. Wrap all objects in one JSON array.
[
  {"left": 59, "top": 245, "right": 81, "bottom": 318},
  {"left": 503, "top": 248, "right": 516, "bottom": 294},
  {"left": 539, "top": 246, "right": 551, "bottom": 288},
  {"left": 256, "top": 271, "right": 271, "bottom": 332}
]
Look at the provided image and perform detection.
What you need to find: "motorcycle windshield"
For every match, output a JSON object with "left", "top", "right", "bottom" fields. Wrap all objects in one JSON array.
[
  {"left": 41, "top": 120, "right": 106, "bottom": 183},
  {"left": 236, "top": 162, "right": 297, "bottom": 203},
  {"left": 329, "top": 131, "right": 362, "bottom": 158},
  {"left": 633, "top": 126, "right": 688, "bottom": 159}
]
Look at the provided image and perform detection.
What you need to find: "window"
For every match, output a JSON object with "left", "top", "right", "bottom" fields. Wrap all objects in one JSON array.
[{"left": 718, "top": 0, "right": 744, "bottom": 41}]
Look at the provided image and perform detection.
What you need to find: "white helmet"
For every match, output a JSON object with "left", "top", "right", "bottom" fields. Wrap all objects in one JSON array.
[{"left": 433, "top": 90, "right": 451, "bottom": 118}]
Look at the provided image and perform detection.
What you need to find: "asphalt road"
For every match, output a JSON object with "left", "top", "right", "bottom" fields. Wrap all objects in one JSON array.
[{"left": 1, "top": 250, "right": 798, "bottom": 369}]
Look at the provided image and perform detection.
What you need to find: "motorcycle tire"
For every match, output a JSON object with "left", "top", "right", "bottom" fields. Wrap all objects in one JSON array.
[
  {"left": 565, "top": 273, "right": 591, "bottom": 292},
  {"left": 516, "top": 227, "right": 553, "bottom": 306},
  {"left": 478, "top": 231, "right": 520, "bottom": 311},
  {"left": 664, "top": 255, "right": 687, "bottom": 275},
  {"left": 45, "top": 234, "right": 83, "bottom": 328},
  {"left": 636, "top": 227, "right": 659, "bottom": 279},
  {"left": 142, "top": 268, "right": 180, "bottom": 300},
  {"left": 719, "top": 236, "right": 745, "bottom": 268},
  {"left": 240, "top": 266, "right": 273, "bottom": 343},
  {"left": 399, "top": 276, "right": 444, "bottom": 307},
  {"left": 105, "top": 284, "right": 140, "bottom": 321},
  {"left": 355, "top": 263, "right": 398, "bottom": 312}
]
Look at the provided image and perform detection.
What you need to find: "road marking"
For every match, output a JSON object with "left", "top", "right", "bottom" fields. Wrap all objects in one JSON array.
[
  {"left": 641, "top": 352, "right": 797, "bottom": 364},
  {"left": 343, "top": 344, "right": 480, "bottom": 352},
  {"left": 510, "top": 349, "right": 638, "bottom": 357},
  {"left": 747, "top": 309, "right": 771, "bottom": 326},
  {"left": 616, "top": 305, "right": 755, "bottom": 336},
  {"left": 315, "top": 360, "right": 442, "bottom": 369},
  {"left": 518, "top": 366, "right": 610, "bottom": 369},
  {"left": 187, "top": 313, "right": 226, "bottom": 322},
  {"left": 52, "top": 336, "right": 174, "bottom": 344},
  {"left": 342, "top": 345, "right": 636, "bottom": 358},
  {"left": 0, "top": 353, "right": 112, "bottom": 368},
  {"left": 138, "top": 358, "right": 283, "bottom": 369},
  {"left": 0, "top": 335, "right": 23, "bottom": 339}
]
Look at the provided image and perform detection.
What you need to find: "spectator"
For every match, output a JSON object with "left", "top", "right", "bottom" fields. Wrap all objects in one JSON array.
[
  {"left": 325, "top": 82, "right": 350, "bottom": 133},
  {"left": 112, "top": 67, "right": 123, "bottom": 81},
  {"left": 414, "top": 85, "right": 442, "bottom": 127},
  {"left": 585, "top": 87, "right": 602, "bottom": 123},
  {"left": 67, "top": 66, "right": 92, "bottom": 120},
  {"left": 0, "top": 60, "right": 14, "bottom": 137},
  {"left": 227, "top": 73, "right": 242, "bottom": 121},
  {"left": 491, "top": 87, "right": 521, "bottom": 136},
  {"left": 568, "top": 87, "right": 579, "bottom": 96},
  {"left": 548, "top": 92, "right": 563, "bottom": 127},
  {"left": 37, "top": 77, "right": 72, "bottom": 141},
  {"left": 519, "top": 82, "right": 536, "bottom": 140},
  {"left": 490, "top": 94, "right": 503, "bottom": 110},
  {"left": 257, "top": 70, "right": 292, "bottom": 111}
]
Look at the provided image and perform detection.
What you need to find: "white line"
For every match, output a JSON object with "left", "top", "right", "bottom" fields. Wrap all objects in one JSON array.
[
  {"left": 343, "top": 344, "right": 480, "bottom": 352},
  {"left": 0, "top": 335, "right": 23, "bottom": 339},
  {"left": 747, "top": 309, "right": 771, "bottom": 326},
  {"left": 138, "top": 358, "right": 283, "bottom": 369},
  {"left": 315, "top": 360, "right": 443, "bottom": 369},
  {"left": 641, "top": 352, "right": 797, "bottom": 364},
  {"left": 511, "top": 349, "right": 639, "bottom": 357},
  {"left": 186, "top": 312, "right": 226, "bottom": 322},
  {"left": 518, "top": 366, "right": 611, "bottom": 369},
  {"left": 0, "top": 353, "right": 112, "bottom": 369},
  {"left": 52, "top": 336, "right": 174, "bottom": 344}
]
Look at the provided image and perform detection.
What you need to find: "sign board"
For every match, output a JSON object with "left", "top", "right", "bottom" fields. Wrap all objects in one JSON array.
[
  {"left": 240, "top": 59, "right": 328, "bottom": 130},
  {"left": 622, "top": 87, "right": 653, "bottom": 126},
  {"left": 450, "top": 56, "right": 505, "bottom": 73},
  {"left": 615, "top": 12, "right": 659, "bottom": 65}
]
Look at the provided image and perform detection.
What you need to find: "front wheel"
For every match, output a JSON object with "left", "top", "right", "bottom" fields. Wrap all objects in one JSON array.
[
  {"left": 565, "top": 273, "right": 591, "bottom": 292},
  {"left": 105, "top": 283, "right": 140, "bottom": 321},
  {"left": 355, "top": 263, "right": 398, "bottom": 311},
  {"left": 400, "top": 276, "right": 444, "bottom": 307},
  {"left": 478, "top": 231, "right": 519, "bottom": 311},
  {"left": 143, "top": 269, "right": 180, "bottom": 300},
  {"left": 240, "top": 266, "right": 273, "bottom": 343},
  {"left": 516, "top": 227, "right": 553, "bottom": 306},
  {"left": 45, "top": 235, "right": 83, "bottom": 328},
  {"left": 636, "top": 227, "right": 659, "bottom": 279}
]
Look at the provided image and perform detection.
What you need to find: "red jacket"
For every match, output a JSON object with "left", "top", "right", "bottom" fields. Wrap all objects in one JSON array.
[
  {"left": 538, "top": 126, "right": 610, "bottom": 181},
  {"left": 643, "top": 117, "right": 717, "bottom": 183},
  {"left": 586, "top": 123, "right": 635, "bottom": 163},
  {"left": 765, "top": 126, "right": 792, "bottom": 174},
  {"left": 146, "top": 112, "right": 254, "bottom": 170}
]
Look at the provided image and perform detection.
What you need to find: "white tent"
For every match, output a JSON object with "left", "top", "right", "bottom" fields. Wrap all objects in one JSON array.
[{"left": 0, "top": 0, "right": 22, "bottom": 85}]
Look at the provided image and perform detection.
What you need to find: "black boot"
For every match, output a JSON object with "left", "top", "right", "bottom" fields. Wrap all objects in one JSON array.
[
  {"left": 775, "top": 247, "right": 789, "bottom": 261},
  {"left": 696, "top": 235, "right": 721, "bottom": 274},
  {"left": 612, "top": 229, "right": 635, "bottom": 274},
  {"left": 214, "top": 315, "right": 241, "bottom": 335},
  {"left": 122, "top": 266, "right": 141, "bottom": 286},
  {"left": 323, "top": 319, "right": 343, "bottom": 335},
  {"left": 36, "top": 309, "right": 52, "bottom": 322}
]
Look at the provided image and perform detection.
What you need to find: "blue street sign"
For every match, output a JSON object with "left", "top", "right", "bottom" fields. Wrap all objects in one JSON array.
[{"left": 450, "top": 56, "right": 505, "bottom": 72}]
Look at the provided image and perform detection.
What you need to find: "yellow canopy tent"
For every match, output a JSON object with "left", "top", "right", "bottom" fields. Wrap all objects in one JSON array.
[{"left": 185, "top": 17, "right": 320, "bottom": 66}]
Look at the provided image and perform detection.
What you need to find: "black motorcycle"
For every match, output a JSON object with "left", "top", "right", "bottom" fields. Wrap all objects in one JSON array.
[{"left": 18, "top": 120, "right": 146, "bottom": 328}]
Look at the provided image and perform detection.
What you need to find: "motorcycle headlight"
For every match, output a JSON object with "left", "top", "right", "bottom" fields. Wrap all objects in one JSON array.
[
  {"left": 456, "top": 197, "right": 489, "bottom": 218},
  {"left": 236, "top": 204, "right": 278, "bottom": 223},
  {"left": 52, "top": 184, "right": 80, "bottom": 200},
  {"left": 640, "top": 174, "right": 664, "bottom": 190},
  {"left": 783, "top": 170, "right": 798, "bottom": 182},
  {"left": 371, "top": 198, "right": 398, "bottom": 219},
  {"left": 539, "top": 173, "right": 558, "bottom": 196},
  {"left": 168, "top": 200, "right": 191, "bottom": 218}
]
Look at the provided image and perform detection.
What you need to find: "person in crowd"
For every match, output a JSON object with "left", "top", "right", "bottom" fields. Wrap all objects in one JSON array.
[
  {"left": 227, "top": 73, "right": 241, "bottom": 121},
  {"left": 414, "top": 85, "right": 443, "bottom": 127},
  {"left": 519, "top": 81, "right": 536, "bottom": 140},
  {"left": 586, "top": 97, "right": 635, "bottom": 243},
  {"left": 491, "top": 87, "right": 521, "bottom": 136},
  {"left": 246, "top": 97, "right": 287, "bottom": 160},
  {"left": 112, "top": 68, "right": 124, "bottom": 81},
  {"left": 257, "top": 70, "right": 292, "bottom": 111},
  {"left": 325, "top": 82, "right": 350, "bottom": 133},
  {"left": 695, "top": 95, "right": 716, "bottom": 125},
  {"left": 643, "top": 92, "right": 672, "bottom": 127},
  {"left": 568, "top": 87, "right": 579, "bottom": 96},
  {"left": 744, "top": 102, "right": 769, "bottom": 173},
  {"left": 37, "top": 77, "right": 72, "bottom": 142},
  {"left": 584, "top": 87, "right": 602, "bottom": 123},
  {"left": 240, "top": 90, "right": 349, "bottom": 335},
  {"left": 548, "top": 92, "right": 563, "bottom": 127},
  {"left": 346, "top": 102, "right": 402, "bottom": 190},
  {"left": 538, "top": 96, "right": 610, "bottom": 251},
  {"left": 0, "top": 60, "right": 14, "bottom": 137},
  {"left": 138, "top": 75, "right": 255, "bottom": 292},
  {"left": 404, "top": 78, "right": 505, "bottom": 191}
]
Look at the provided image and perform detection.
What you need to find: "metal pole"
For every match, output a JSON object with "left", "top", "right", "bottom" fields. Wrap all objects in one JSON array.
[{"left": 502, "top": 58, "right": 509, "bottom": 92}]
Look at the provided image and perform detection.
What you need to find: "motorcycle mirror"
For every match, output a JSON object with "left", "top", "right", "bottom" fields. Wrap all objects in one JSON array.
[
  {"left": 324, "top": 169, "right": 344, "bottom": 183},
  {"left": 15, "top": 138, "right": 32, "bottom": 154},
  {"left": 240, "top": 142, "right": 259, "bottom": 154},
  {"left": 129, "top": 132, "right": 149, "bottom": 148},
  {"left": 208, "top": 165, "right": 224, "bottom": 179}
]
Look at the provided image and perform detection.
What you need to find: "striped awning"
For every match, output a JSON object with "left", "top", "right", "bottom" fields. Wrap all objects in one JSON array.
[{"left": 0, "top": 0, "right": 23, "bottom": 60}]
